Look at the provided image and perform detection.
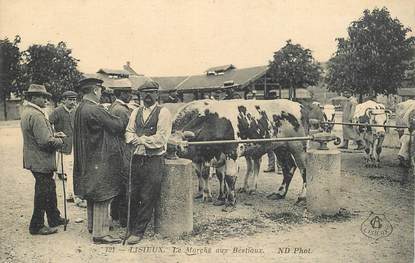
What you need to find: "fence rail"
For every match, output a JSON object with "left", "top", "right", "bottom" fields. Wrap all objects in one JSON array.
[
  {"left": 321, "top": 121, "right": 408, "bottom": 129},
  {"left": 185, "top": 136, "right": 313, "bottom": 145}
]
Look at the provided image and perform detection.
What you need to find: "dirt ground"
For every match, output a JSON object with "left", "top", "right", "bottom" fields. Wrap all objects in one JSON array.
[{"left": 0, "top": 120, "right": 413, "bottom": 263}]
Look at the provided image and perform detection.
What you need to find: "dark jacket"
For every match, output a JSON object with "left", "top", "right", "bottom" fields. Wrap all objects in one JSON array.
[
  {"left": 49, "top": 105, "right": 75, "bottom": 154},
  {"left": 20, "top": 103, "right": 63, "bottom": 173},
  {"left": 108, "top": 100, "right": 132, "bottom": 176},
  {"left": 73, "top": 99, "right": 125, "bottom": 202}
]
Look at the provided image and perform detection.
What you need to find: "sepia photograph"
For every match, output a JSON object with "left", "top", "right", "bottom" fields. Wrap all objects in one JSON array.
[{"left": 0, "top": 0, "right": 414, "bottom": 262}]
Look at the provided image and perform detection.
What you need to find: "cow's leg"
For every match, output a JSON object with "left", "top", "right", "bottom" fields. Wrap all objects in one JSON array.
[
  {"left": 224, "top": 158, "right": 238, "bottom": 207},
  {"left": 238, "top": 156, "right": 252, "bottom": 193},
  {"left": 201, "top": 162, "right": 213, "bottom": 202},
  {"left": 249, "top": 157, "right": 262, "bottom": 195},
  {"left": 267, "top": 150, "right": 297, "bottom": 200},
  {"left": 213, "top": 165, "right": 226, "bottom": 206},
  {"left": 375, "top": 136, "right": 384, "bottom": 167},
  {"left": 193, "top": 162, "right": 204, "bottom": 199}
]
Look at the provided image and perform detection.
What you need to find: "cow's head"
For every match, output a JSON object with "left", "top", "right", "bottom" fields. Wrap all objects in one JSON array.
[
  {"left": 364, "top": 108, "right": 392, "bottom": 137},
  {"left": 172, "top": 106, "right": 237, "bottom": 163}
]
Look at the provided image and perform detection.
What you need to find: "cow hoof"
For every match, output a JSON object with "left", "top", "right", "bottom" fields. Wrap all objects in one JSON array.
[
  {"left": 295, "top": 197, "right": 306, "bottom": 206},
  {"left": 237, "top": 188, "right": 247, "bottom": 193},
  {"left": 213, "top": 199, "right": 226, "bottom": 206},
  {"left": 203, "top": 196, "right": 213, "bottom": 203},
  {"left": 194, "top": 193, "right": 203, "bottom": 199},
  {"left": 267, "top": 192, "right": 284, "bottom": 200}
]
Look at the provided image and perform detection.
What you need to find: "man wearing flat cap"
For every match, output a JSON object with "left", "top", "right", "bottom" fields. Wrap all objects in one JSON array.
[
  {"left": 49, "top": 90, "right": 86, "bottom": 207},
  {"left": 20, "top": 84, "right": 68, "bottom": 235},
  {"left": 124, "top": 80, "right": 172, "bottom": 244},
  {"left": 107, "top": 78, "right": 133, "bottom": 227},
  {"left": 73, "top": 77, "right": 125, "bottom": 244}
]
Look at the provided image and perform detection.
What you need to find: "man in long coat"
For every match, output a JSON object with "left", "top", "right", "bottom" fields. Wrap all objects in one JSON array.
[
  {"left": 21, "top": 84, "right": 67, "bottom": 235},
  {"left": 73, "top": 78, "right": 125, "bottom": 244},
  {"left": 107, "top": 79, "right": 133, "bottom": 227},
  {"left": 338, "top": 92, "right": 365, "bottom": 150}
]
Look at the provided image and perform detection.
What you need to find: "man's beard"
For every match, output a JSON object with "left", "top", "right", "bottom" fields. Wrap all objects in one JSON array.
[{"left": 143, "top": 96, "right": 155, "bottom": 107}]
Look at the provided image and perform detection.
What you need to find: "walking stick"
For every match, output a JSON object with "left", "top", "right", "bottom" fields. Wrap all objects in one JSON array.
[
  {"left": 123, "top": 150, "right": 134, "bottom": 245},
  {"left": 60, "top": 151, "right": 68, "bottom": 231}
]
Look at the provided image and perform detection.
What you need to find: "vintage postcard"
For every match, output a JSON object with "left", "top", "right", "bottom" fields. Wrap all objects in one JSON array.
[{"left": 0, "top": 0, "right": 414, "bottom": 262}]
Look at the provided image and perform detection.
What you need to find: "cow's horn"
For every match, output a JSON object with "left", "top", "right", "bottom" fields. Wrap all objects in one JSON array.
[{"left": 182, "top": 131, "right": 195, "bottom": 140}]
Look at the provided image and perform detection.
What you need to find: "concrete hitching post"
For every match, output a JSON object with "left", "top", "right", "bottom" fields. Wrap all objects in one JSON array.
[
  {"left": 306, "top": 132, "right": 341, "bottom": 216},
  {"left": 154, "top": 157, "right": 193, "bottom": 238}
]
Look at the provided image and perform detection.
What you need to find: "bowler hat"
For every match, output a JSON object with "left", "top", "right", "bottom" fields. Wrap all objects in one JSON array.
[
  {"left": 24, "top": 84, "right": 52, "bottom": 97},
  {"left": 110, "top": 78, "right": 132, "bottom": 92},
  {"left": 140, "top": 80, "right": 159, "bottom": 92},
  {"left": 62, "top": 90, "right": 78, "bottom": 98}
]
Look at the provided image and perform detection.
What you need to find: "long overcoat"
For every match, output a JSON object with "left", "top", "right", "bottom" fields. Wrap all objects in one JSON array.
[
  {"left": 73, "top": 99, "right": 125, "bottom": 202},
  {"left": 342, "top": 97, "right": 360, "bottom": 140}
]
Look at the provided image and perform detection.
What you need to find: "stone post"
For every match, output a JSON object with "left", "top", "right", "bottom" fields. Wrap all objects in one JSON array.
[
  {"left": 154, "top": 158, "right": 193, "bottom": 238},
  {"left": 306, "top": 149, "right": 341, "bottom": 216}
]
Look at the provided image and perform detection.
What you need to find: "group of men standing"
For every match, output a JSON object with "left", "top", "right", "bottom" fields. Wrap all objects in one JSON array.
[{"left": 20, "top": 77, "right": 172, "bottom": 245}]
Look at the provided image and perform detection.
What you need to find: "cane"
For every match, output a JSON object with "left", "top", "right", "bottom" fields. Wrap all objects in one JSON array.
[
  {"left": 60, "top": 151, "right": 68, "bottom": 231},
  {"left": 123, "top": 150, "right": 134, "bottom": 245}
]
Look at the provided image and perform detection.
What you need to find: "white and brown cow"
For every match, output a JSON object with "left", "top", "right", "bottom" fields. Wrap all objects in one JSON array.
[
  {"left": 353, "top": 100, "right": 391, "bottom": 167},
  {"left": 171, "top": 99, "right": 309, "bottom": 207}
]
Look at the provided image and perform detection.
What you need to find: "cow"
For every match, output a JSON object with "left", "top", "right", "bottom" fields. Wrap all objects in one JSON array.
[
  {"left": 352, "top": 100, "right": 391, "bottom": 167},
  {"left": 308, "top": 102, "right": 335, "bottom": 133},
  {"left": 171, "top": 99, "right": 309, "bottom": 207}
]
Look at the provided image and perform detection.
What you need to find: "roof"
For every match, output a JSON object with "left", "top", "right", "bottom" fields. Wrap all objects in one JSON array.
[
  {"left": 84, "top": 73, "right": 149, "bottom": 91},
  {"left": 206, "top": 64, "right": 235, "bottom": 73},
  {"left": 176, "top": 65, "right": 268, "bottom": 92},
  {"left": 398, "top": 88, "right": 415, "bottom": 96},
  {"left": 97, "top": 68, "right": 131, "bottom": 76},
  {"left": 151, "top": 76, "right": 189, "bottom": 92}
]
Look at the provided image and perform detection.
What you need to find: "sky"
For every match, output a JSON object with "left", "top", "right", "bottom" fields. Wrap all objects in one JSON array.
[{"left": 1, "top": 0, "right": 414, "bottom": 76}]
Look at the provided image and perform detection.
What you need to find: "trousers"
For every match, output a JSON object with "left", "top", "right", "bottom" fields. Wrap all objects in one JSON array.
[
  {"left": 129, "top": 155, "right": 163, "bottom": 236},
  {"left": 29, "top": 172, "right": 61, "bottom": 232},
  {"left": 56, "top": 151, "right": 74, "bottom": 199},
  {"left": 87, "top": 199, "right": 112, "bottom": 238}
]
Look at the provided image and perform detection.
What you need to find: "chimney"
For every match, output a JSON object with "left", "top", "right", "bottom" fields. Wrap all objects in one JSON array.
[{"left": 126, "top": 61, "right": 131, "bottom": 67}]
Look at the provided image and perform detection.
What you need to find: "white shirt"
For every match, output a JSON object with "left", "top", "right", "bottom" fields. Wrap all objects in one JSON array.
[{"left": 125, "top": 103, "right": 172, "bottom": 156}]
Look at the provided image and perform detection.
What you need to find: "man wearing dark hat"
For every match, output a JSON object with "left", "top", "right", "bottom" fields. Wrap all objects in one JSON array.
[
  {"left": 107, "top": 79, "right": 133, "bottom": 227},
  {"left": 21, "top": 84, "right": 68, "bottom": 235},
  {"left": 73, "top": 77, "right": 125, "bottom": 244},
  {"left": 125, "top": 80, "right": 172, "bottom": 244},
  {"left": 49, "top": 90, "right": 86, "bottom": 207}
]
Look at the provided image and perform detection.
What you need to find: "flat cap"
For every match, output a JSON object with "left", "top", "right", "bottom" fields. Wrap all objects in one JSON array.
[
  {"left": 140, "top": 80, "right": 159, "bottom": 92},
  {"left": 110, "top": 78, "right": 132, "bottom": 91},
  {"left": 62, "top": 90, "right": 78, "bottom": 98}
]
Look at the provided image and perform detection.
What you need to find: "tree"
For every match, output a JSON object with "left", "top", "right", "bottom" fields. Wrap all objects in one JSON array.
[
  {"left": 326, "top": 7, "right": 415, "bottom": 100},
  {"left": 21, "top": 41, "right": 83, "bottom": 103},
  {"left": 0, "top": 35, "right": 22, "bottom": 119},
  {"left": 0, "top": 35, "right": 22, "bottom": 98},
  {"left": 268, "top": 39, "right": 321, "bottom": 100}
]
